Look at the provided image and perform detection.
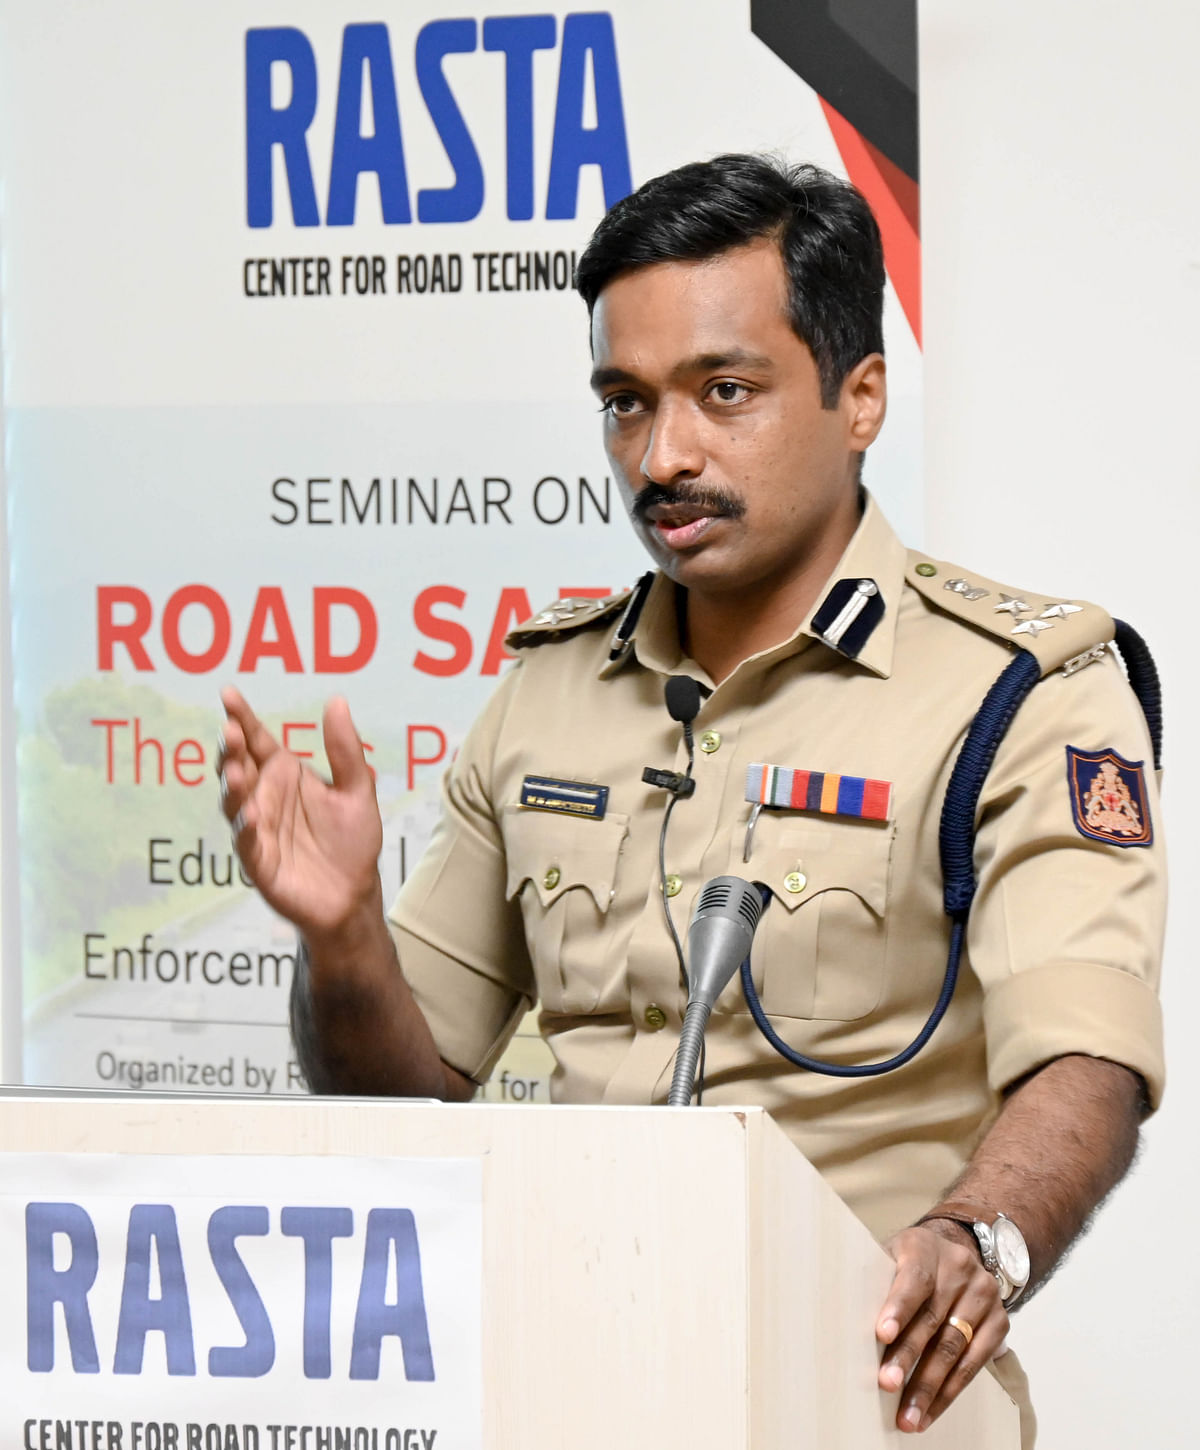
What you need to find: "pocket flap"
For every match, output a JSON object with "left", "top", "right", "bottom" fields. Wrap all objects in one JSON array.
[
  {"left": 748, "top": 818, "right": 894, "bottom": 916},
  {"left": 503, "top": 805, "right": 629, "bottom": 911}
]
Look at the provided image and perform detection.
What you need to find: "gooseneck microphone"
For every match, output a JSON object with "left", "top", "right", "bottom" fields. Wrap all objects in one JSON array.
[{"left": 668, "top": 876, "right": 765, "bottom": 1107}]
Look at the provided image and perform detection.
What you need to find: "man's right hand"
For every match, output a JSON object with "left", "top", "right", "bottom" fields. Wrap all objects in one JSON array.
[
  {"left": 217, "top": 687, "right": 384, "bottom": 944},
  {"left": 217, "top": 687, "right": 473, "bottom": 1101}
]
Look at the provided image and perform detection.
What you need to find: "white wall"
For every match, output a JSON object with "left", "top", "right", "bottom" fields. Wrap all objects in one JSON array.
[
  {"left": 922, "top": 5, "right": 1198, "bottom": 1445},
  {"left": 0, "top": 226, "right": 11, "bottom": 1082}
]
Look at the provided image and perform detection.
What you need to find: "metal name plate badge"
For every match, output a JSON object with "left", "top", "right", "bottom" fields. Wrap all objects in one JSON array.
[{"left": 520, "top": 775, "right": 610, "bottom": 820}]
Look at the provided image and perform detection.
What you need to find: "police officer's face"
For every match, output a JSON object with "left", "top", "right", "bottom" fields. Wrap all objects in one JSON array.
[{"left": 590, "top": 238, "right": 885, "bottom": 604}]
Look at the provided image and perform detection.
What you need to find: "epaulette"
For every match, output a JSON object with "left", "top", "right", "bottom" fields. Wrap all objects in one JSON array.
[
  {"left": 905, "top": 551, "right": 1114, "bottom": 679},
  {"left": 505, "top": 589, "right": 633, "bottom": 651}
]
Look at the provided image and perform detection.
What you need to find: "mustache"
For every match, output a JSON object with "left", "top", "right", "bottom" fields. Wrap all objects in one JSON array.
[{"left": 630, "top": 482, "right": 747, "bottom": 522}]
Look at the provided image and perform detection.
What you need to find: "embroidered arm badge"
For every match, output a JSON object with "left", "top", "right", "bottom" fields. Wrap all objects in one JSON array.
[{"left": 1066, "top": 746, "right": 1153, "bottom": 847}]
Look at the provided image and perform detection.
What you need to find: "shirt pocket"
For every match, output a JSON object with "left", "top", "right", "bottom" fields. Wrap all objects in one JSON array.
[
  {"left": 502, "top": 804, "right": 630, "bottom": 1013},
  {"left": 726, "top": 816, "right": 894, "bottom": 1021}
]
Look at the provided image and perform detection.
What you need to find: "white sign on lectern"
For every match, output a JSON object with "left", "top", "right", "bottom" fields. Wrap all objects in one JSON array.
[{"left": 0, "top": 1153, "right": 482, "bottom": 1450}]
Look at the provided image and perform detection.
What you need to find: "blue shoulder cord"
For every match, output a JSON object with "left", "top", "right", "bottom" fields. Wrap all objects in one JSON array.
[
  {"left": 1112, "top": 620, "right": 1163, "bottom": 770},
  {"left": 739, "top": 621, "right": 1161, "bottom": 1077}
]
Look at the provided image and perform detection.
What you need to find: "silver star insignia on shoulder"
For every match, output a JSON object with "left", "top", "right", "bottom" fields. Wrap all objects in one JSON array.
[
  {"left": 1040, "top": 602, "right": 1083, "bottom": 619},
  {"left": 533, "top": 602, "right": 580, "bottom": 626},
  {"left": 995, "top": 594, "right": 1031, "bottom": 616},
  {"left": 1012, "top": 618, "right": 1053, "bottom": 637}
]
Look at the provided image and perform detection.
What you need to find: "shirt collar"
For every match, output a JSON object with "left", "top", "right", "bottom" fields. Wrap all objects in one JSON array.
[
  {"left": 600, "top": 491, "right": 906, "bottom": 682},
  {"left": 604, "top": 571, "right": 692, "bottom": 679},
  {"left": 802, "top": 492, "right": 905, "bottom": 679}
]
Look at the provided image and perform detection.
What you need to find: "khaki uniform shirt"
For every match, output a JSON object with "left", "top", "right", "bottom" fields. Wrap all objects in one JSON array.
[{"left": 391, "top": 497, "right": 1165, "bottom": 1245}]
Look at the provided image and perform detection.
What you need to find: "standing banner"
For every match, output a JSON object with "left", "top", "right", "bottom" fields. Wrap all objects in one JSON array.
[
  {"left": 0, "top": 1153, "right": 483, "bottom": 1444},
  {"left": 0, "top": 2, "right": 921, "bottom": 1096}
]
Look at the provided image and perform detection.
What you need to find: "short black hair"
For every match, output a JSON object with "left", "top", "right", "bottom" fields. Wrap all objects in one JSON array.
[{"left": 576, "top": 153, "right": 885, "bottom": 408}]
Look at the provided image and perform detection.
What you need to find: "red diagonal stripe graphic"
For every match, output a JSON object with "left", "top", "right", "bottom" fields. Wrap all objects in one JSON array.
[{"left": 820, "top": 97, "right": 922, "bottom": 347}]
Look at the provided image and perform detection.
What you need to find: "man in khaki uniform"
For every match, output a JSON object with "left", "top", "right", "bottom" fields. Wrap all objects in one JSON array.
[{"left": 220, "top": 155, "right": 1165, "bottom": 1444}]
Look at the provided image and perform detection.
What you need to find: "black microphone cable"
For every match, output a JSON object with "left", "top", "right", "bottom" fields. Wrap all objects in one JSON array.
[
  {"left": 655, "top": 676, "right": 701, "bottom": 980},
  {"left": 649, "top": 675, "right": 705, "bottom": 1098}
]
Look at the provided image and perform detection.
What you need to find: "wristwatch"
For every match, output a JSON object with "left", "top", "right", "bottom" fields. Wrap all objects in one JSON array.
[{"left": 918, "top": 1202, "right": 1031, "bottom": 1307}]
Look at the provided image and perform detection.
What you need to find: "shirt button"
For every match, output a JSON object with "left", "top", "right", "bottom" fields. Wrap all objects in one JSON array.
[
  {"left": 699, "top": 730, "right": 722, "bottom": 753},
  {"left": 644, "top": 1004, "right": 667, "bottom": 1031},
  {"left": 915, "top": 562, "right": 938, "bottom": 578},
  {"left": 664, "top": 873, "right": 682, "bottom": 898},
  {"left": 784, "top": 871, "right": 807, "bottom": 894},
  {"left": 543, "top": 866, "right": 561, "bottom": 890}
]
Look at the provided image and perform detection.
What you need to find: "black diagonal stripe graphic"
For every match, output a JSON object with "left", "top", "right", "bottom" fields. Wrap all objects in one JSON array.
[{"left": 750, "top": 0, "right": 918, "bottom": 182}]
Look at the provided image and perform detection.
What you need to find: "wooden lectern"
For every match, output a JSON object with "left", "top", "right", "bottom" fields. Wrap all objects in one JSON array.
[{"left": 0, "top": 1093, "right": 1019, "bottom": 1447}]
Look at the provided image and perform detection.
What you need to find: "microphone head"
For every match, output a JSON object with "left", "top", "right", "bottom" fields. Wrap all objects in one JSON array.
[
  {"left": 665, "top": 674, "right": 703, "bottom": 725},
  {"left": 685, "top": 876, "right": 766, "bottom": 1008},
  {"left": 690, "top": 875, "right": 765, "bottom": 933}
]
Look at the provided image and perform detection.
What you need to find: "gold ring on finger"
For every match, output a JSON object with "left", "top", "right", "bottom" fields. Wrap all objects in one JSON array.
[{"left": 947, "top": 1315, "right": 974, "bottom": 1346}]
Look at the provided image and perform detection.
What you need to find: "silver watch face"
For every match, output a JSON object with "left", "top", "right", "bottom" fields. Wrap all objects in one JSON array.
[{"left": 993, "top": 1215, "right": 1030, "bottom": 1286}]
